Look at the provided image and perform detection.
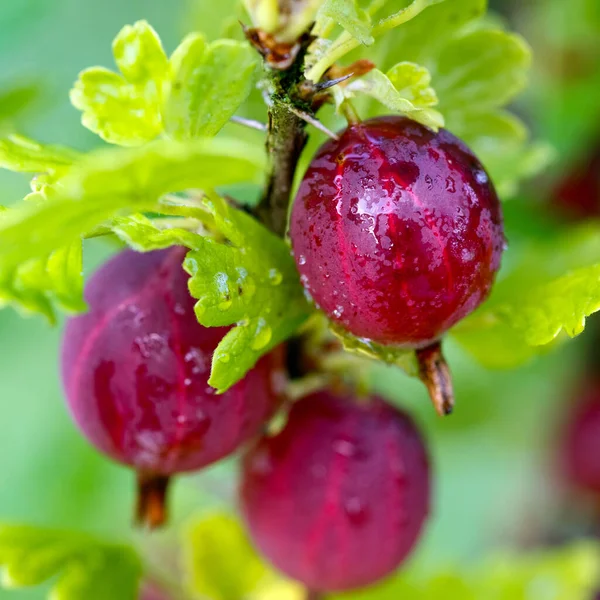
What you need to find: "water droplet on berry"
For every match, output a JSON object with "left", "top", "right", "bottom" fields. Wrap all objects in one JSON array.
[
  {"left": 173, "top": 303, "right": 186, "bottom": 315},
  {"left": 134, "top": 333, "right": 168, "bottom": 359},
  {"left": 298, "top": 255, "right": 307, "bottom": 265},
  {"left": 184, "top": 378, "right": 192, "bottom": 387},
  {"left": 344, "top": 497, "right": 369, "bottom": 526},
  {"left": 461, "top": 248, "right": 475, "bottom": 262},
  {"left": 475, "top": 170, "right": 489, "bottom": 184},
  {"left": 332, "top": 305, "right": 344, "bottom": 318},
  {"left": 333, "top": 437, "right": 357, "bottom": 457},
  {"left": 184, "top": 348, "right": 207, "bottom": 375}
]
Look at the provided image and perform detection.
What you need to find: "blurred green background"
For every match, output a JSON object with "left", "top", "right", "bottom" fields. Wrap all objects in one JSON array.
[{"left": 0, "top": 0, "right": 599, "bottom": 598}]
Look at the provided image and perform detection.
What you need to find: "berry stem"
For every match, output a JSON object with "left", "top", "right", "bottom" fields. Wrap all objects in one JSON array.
[
  {"left": 135, "top": 472, "right": 171, "bottom": 529},
  {"left": 416, "top": 341, "right": 455, "bottom": 416},
  {"left": 256, "top": 99, "right": 308, "bottom": 236}
]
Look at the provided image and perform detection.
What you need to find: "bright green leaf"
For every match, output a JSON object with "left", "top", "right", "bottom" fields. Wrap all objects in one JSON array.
[
  {"left": 0, "top": 134, "right": 79, "bottom": 175},
  {"left": 446, "top": 110, "right": 555, "bottom": 198},
  {"left": 111, "top": 214, "right": 205, "bottom": 253},
  {"left": 0, "top": 524, "right": 141, "bottom": 600},
  {"left": 70, "top": 20, "right": 169, "bottom": 146},
  {"left": 387, "top": 62, "right": 438, "bottom": 107},
  {"left": 0, "top": 138, "right": 265, "bottom": 321},
  {"left": 112, "top": 20, "right": 169, "bottom": 84},
  {"left": 433, "top": 29, "right": 532, "bottom": 111},
  {"left": 184, "top": 195, "right": 311, "bottom": 391},
  {"left": 379, "top": 0, "right": 487, "bottom": 67},
  {"left": 165, "top": 34, "right": 257, "bottom": 139},
  {"left": 0, "top": 241, "right": 85, "bottom": 323},
  {"left": 319, "top": 0, "right": 374, "bottom": 46},
  {"left": 345, "top": 68, "right": 444, "bottom": 129},
  {"left": 184, "top": 513, "right": 268, "bottom": 600},
  {"left": 453, "top": 224, "right": 600, "bottom": 365}
]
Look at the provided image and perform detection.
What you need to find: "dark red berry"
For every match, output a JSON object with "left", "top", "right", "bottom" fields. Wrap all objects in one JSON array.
[
  {"left": 562, "top": 379, "right": 600, "bottom": 495},
  {"left": 240, "top": 390, "right": 430, "bottom": 592},
  {"left": 290, "top": 116, "right": 504, "bottom": 347},
  {"left": 62, "top": 248, "right": 283, "bottom": 526},
  {"left": 551, "top": 138, "right": 600, "bottom": 220}
]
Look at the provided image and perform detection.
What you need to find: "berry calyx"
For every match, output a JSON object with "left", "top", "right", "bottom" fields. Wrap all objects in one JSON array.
[
  {"left": 290, "top": 116, "right": 505, "bottom": 348},
  {"left": 61, "top": 248, "right": 283, "bottom": 527},
  {"left": 240, "top": 390, "right": 430, "bottom": 592}
]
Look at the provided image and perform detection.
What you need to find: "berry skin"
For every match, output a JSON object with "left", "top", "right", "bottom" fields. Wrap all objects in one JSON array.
[
  {"left": 62, "top": 248, "right": 282, "bottom": 524},
  {"left": 562, "top": 379, "right": 600, "bottom": 495},
  {"left": 240, "top": 390, "right": 430, "bottom": 592},
  {"left": 290, "top": 116, "right": 505, "bottom": 347}
]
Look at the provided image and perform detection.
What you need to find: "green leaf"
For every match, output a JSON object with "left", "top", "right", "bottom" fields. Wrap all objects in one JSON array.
[
  {"left": 379, "top": 0, "right": 487, "bottom": 67},
  {"left": 184, "top": 512, "right": 268, "bottom": 600},
  {"left": 164, "top": 34, "right": 257, "bottom": 139},
  {"left": 344, "top": 67, "right": 444, "bottom": 129},
  {"left": 111, "top": 214, "right": 205, "bottom": 252},
  {"left": 0, "top": 135, "right": 79, "bottom": 175},
  {"left": 0, "top": 524, "right": 142, "bottom": 600},
  {"left": 330, "top": 323, "right": 419, "bottom": 378},
  {"left": 433, "top": 29, "right": 532, "bottom": 111},
  {"left": 70, "top": 20, "right": 169, "bottom": 146},
  {"left": 387, "top": 62, "right": 439, "bottom": 107},
  {"left": 0, "top": 138, "right": 265, "bottom": 321},
  {"left": 446, "top": 110, "right": 555, "bottom": 198},
  {"left": 453, "top": 224, "right": 600, "bottom": 366},
  {"left": 306, "top": 0, "right": 450, "bottom": 82},
  {"left": 184, "top": 195, "right": 311, "bottom": 391},
  {"left": 319, "top": 0, "right": 374, "bottom": 46},
  {"left": 0, "top": 241, "right": 85, "bottom": 323},
  {"left": 0, "top": 83, "right": 41, "bottom": 129}
]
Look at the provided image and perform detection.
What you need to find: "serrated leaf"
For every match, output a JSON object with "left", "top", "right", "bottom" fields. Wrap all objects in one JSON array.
[
  {"left": 452, "top": 224, "right": 600, "bottom": 366},
  {"left": 0, "top": 135, "right": 79, "bottom": 175},
  {"left": 0, "top": 138, "right": 264, "bottom": 320},
  {"left": 319, "top": 0, "right": 374, "bottom": 46},
  {"left": 380, "top": 0, "right": 487, "bottom": 67},
  {"left": 345, "top": 68, "right": 444, "bottom": 129},
  {"left": 165, "top": 34, "right": 257, "bottom": 139},
  {"left": 433, "top": 29, "right": 532, "bottom": 111},
  {"left": 446, "top": 110, "right": 555, "bottom": 198},
  {"left": 184, "top": 195, "right": 311, "bottom": 391},
  {"left": 70, "top": 21, "right": 168, "bottom": 146},
  {"left": 111, "top": 214, "right": 205, "bottom": 252},
  {"left": 183, "top": 513, "right": 268, "bottom": 600},
  {"left": 330, "top": 323, "right": 419, "bottom": 378},
  {"left": 0, "top": 524, "right": 142, "bottom": 600},
  {"left": 387, "top": 62, "right": 438, "bottom": 107}
]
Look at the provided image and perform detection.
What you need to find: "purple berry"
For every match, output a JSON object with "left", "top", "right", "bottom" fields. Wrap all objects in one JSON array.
[
  {"left": 290, "top": 116, "right": 504, "bottom": 347},
  {"left": 62, "top": 247, "right": 283, "bottom": 526},
  {"left": 241, "top": 390, "right": 430, "bottom": 592}
]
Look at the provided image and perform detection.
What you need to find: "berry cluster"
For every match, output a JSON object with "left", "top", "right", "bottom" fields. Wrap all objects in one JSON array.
[{"left": 62, "top": 117, "right": 503, "bottom": 591}]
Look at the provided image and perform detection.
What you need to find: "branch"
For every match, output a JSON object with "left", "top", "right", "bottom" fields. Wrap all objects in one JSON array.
[{"left": 255, "top": 99, "right": 308, "bottom": 236}]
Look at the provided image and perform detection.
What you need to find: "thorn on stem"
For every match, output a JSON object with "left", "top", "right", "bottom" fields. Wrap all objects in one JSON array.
[
  {"left": 230, "top": 115, "right": 268, "bottom": 131},
  {"left": 287, "top": 106, "right": 340, "bottom": 141},
  {"left": 135, "top": 472, "right": 171, "bottom": 529},
  {"left": 416, "top": 341, "right": 454, "bottom": 416}
]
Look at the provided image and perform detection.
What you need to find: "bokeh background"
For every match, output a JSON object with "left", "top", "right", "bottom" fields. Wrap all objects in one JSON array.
[{"left": 0, "top": 0, "right": 599, "bottom": 598}]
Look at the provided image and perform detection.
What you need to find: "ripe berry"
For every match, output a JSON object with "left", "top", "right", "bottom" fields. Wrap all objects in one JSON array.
[
  {"left": 240, "top": 390, "right": 430, "bottom": 592},
  {"left": 562, "top": 378, "right": 600, "bottom": 495},
  {"left": 290, "top": 116, "right": 504, "bottom": 347},
  {"left": 551, "top": 138, "right": 600, "bottom": 220},
  {"left": 62, "top": 247, "right": 283, "bottom": 526}
]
